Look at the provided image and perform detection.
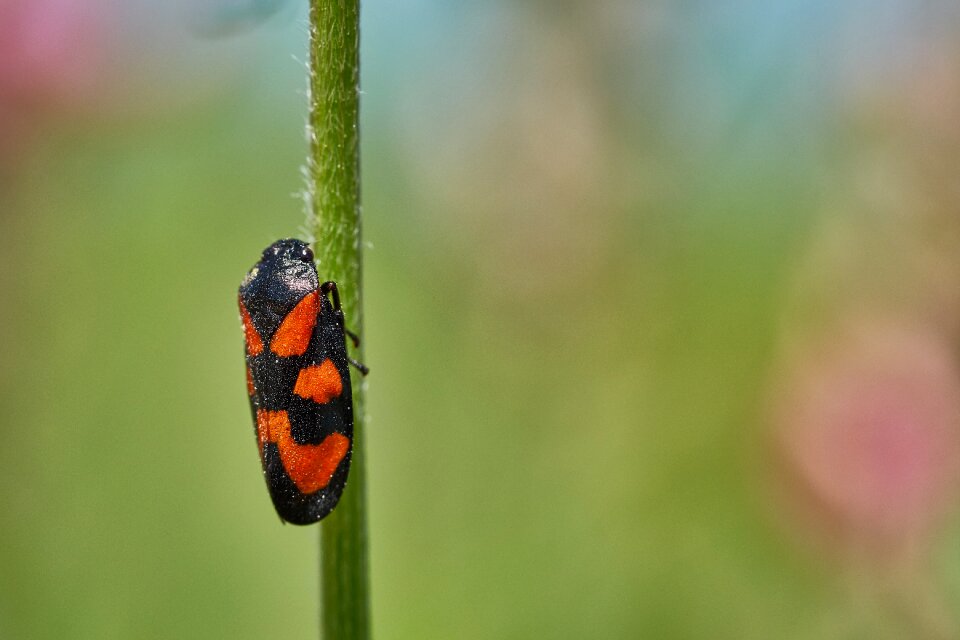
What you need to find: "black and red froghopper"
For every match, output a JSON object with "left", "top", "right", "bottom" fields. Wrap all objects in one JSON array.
[{"left": 238, "top": 239, "right": 362, "bottom": 524}]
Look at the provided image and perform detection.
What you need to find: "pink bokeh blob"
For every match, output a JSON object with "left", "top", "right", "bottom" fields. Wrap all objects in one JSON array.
[{"left": 774, "top": 321, "right": 960, "bottom": 548}]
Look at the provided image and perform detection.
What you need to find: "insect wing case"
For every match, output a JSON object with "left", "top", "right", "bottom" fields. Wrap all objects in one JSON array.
[{"left": 239, "top": 239, "right": 354, "bottom": 524}]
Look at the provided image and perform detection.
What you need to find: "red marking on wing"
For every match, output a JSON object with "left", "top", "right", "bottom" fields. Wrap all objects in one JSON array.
[
  {"left": 293, "top": 359, "right": 343, "bottom": 404},
  {"left": 255, "top": 408, "right": 271, "bottom": 456},
  {"left": 270, "top": 291, "right": 319, "bottom": 357},
  {"left": 256, "top": 409, "right": 350, "bottom": 493},
  {"left": 239, "top": 299, "right": 263, "bottom": 356}
]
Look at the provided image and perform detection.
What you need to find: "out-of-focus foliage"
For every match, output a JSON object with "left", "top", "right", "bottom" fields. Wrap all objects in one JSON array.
[{"left": 3, "top": 1, "right": 960, "bottom": 638}]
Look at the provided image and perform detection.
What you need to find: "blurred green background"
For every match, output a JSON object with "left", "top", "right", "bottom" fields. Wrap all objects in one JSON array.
[{"left": 4, "top": 1, "right": 960, "bottom": 638}]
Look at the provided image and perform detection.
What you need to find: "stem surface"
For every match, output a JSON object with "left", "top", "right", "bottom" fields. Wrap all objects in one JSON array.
[{"left": 307, "top": 1, "right": 369, "bottom": 638}]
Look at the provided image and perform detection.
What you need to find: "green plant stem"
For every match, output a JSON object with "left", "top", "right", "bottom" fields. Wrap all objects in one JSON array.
[{"left": 307, "top": 1, "right": 369, "bottom": 639}]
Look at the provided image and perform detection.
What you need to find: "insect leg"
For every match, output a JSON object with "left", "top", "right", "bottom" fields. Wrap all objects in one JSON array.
[
  {"left": 320, "top": 281, "right": 369, "bottom": 375},
  {"left": 348, "top": 357, "right": 370, "bottom": 376}
]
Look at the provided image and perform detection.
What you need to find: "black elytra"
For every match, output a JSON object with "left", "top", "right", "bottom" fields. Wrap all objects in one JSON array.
[{"left": 239, "top": 238, "right": 364, "bottom": 525}]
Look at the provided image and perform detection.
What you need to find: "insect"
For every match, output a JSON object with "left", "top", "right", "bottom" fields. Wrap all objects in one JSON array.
[{"left": 238, "top": 239, "right": 367, "bottom": 524}]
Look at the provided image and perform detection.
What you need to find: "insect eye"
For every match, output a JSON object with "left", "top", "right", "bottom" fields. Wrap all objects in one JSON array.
[{"left": 301, "top": 247, "right": 314, "bottom": 262}]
